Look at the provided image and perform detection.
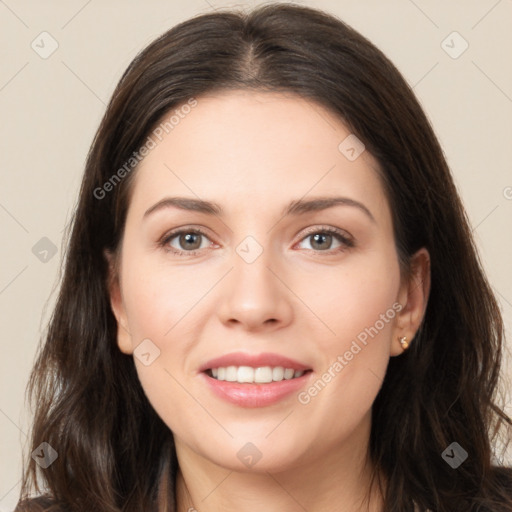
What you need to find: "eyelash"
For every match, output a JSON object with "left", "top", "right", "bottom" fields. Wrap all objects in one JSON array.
[{"left": 159, "top": 225, "right": 354, "bottom": 257}]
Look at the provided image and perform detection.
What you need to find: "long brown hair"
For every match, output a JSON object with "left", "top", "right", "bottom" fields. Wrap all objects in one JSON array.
[{"left": 16, "top": 3, "right": 512, "bottom": 511}]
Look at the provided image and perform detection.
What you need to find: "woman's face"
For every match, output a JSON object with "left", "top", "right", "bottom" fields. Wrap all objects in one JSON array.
[{"left": 109, "top": 90, "right": 428, "bottom": 473}]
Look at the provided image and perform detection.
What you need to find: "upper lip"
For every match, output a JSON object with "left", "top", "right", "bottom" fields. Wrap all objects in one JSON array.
[{"left": 198, "top": 352, "right": 312, "bottom": 372}]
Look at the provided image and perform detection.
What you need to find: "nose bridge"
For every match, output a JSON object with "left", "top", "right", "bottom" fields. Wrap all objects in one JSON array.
[
  {"left": 215, "top": 231, "right": 294, "bottom": 330},
  {"left": 231, "top": 232, "right": 280, "bottom": 302}
]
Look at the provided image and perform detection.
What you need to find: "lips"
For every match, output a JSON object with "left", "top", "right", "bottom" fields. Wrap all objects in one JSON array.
[{"left": 198, "top": 352, "right": 313, "bottom": 407}]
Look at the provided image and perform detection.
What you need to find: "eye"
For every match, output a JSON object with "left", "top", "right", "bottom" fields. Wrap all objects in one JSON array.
[
  {"left": 160, "top": 228, "right": 213, "bottom": 256},
  {"left": 295, "top": 226, "right": 354, "bottom": 254},
  {"left": 159, "top": 225, "right": 354, "bottom": 257}
]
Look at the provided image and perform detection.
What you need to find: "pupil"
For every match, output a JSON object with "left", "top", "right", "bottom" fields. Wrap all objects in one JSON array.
[
  {"left": 181, "top": 233, "right": 200, "bottom": 250},
  {"left": 312, "top": 233, "right": 331, "bottom": 250}
]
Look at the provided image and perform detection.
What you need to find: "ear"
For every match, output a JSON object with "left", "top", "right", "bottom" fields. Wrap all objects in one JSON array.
[
  {"left": 390, "top": 247, "right": 431, "bottom": 356},
  {"left": 104, "top": 249, "right": 133, "bottom": 355}
]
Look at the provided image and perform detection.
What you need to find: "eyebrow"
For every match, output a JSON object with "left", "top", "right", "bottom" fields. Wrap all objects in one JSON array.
[{"left": 143, "top": 195, "right": 376, "bottom": 223}]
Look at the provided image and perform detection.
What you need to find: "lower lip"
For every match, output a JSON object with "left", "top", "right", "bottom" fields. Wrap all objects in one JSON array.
[{"left": 200, "top": 371, "right": 312, "bottom": 408}]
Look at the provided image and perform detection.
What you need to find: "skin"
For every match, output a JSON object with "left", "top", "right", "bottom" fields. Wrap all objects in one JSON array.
[{"left": 107, "top": 90, "right": 430, "bottom": 512}]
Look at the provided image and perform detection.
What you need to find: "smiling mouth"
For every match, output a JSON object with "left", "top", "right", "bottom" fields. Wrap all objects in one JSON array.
[{"left": 205, "top": 366, "right": 313, "bottom": 384}]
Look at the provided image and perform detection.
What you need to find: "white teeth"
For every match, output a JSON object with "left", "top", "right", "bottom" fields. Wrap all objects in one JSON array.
[
  {"left": 237, "top": 366, "right": 254, "bottom": 383},
  {"left": 225, "top": 366, "right": 237, "bottom": 382},
  {"left": 272, "top": 366, "right": 284, "bottom": 381},
  {"left": 284, "top": 368, "right": 295, "bottom": 380},
  {"left": 208, "top": 365, "right": 307, "bottom": 384},
  {"left": 254, "top": 367, "right": 273, "bottom": 383}
]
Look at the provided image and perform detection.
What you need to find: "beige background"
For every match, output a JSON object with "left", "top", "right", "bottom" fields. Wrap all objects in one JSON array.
[{"left": 1, "top": 0, "right": 511, "bottom": 509}]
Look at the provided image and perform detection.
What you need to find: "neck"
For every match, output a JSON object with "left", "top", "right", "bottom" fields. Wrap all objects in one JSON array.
[{"left": 173, "top": 412, "right": 385, "bottom": 512}]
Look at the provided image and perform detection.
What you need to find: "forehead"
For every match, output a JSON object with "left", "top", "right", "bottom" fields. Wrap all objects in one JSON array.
[{"left": 127, "top": 90, "right": 389, "bottom": 221}]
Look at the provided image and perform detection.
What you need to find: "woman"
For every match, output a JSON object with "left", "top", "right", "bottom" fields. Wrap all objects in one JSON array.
[{"left": 15, "top": 3, "right": 512, "bottom": 511}]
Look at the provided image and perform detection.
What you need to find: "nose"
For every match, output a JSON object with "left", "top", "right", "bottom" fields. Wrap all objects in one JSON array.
[{"left": 216, "top": 248, "right": 294, "bottom": 332}]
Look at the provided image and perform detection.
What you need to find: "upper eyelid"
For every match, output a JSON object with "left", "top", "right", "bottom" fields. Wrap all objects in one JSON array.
[
  {"left": 162, "top": 226, "right": 214, "bottom": 243},
  {"left": 295, "top": 227, "right": 354, "bottom": 250},
  {"left": 299, "top": 225, "right": 352, "bottom": 239}
]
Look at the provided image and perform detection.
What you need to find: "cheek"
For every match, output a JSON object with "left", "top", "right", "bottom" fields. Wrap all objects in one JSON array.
[
  {"left": 305, "top": 246, "right": 401, "bottom": 349},
  {"left": 118, "top": 255, "right": 208, "bottom": 432},
  {"left": 298, "top": 248, "right": 400, "bottom": 409},
  {"left": 121, "top": 254, "right": 216, "bottom": 343},
  {"left": 118, "top": 252, "right": 221, "bottom": 415}
]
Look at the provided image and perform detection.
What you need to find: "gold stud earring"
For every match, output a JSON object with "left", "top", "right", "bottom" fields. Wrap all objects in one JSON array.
[{"left": 399, "top": 336, "right": 409, "bottom": 351}]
